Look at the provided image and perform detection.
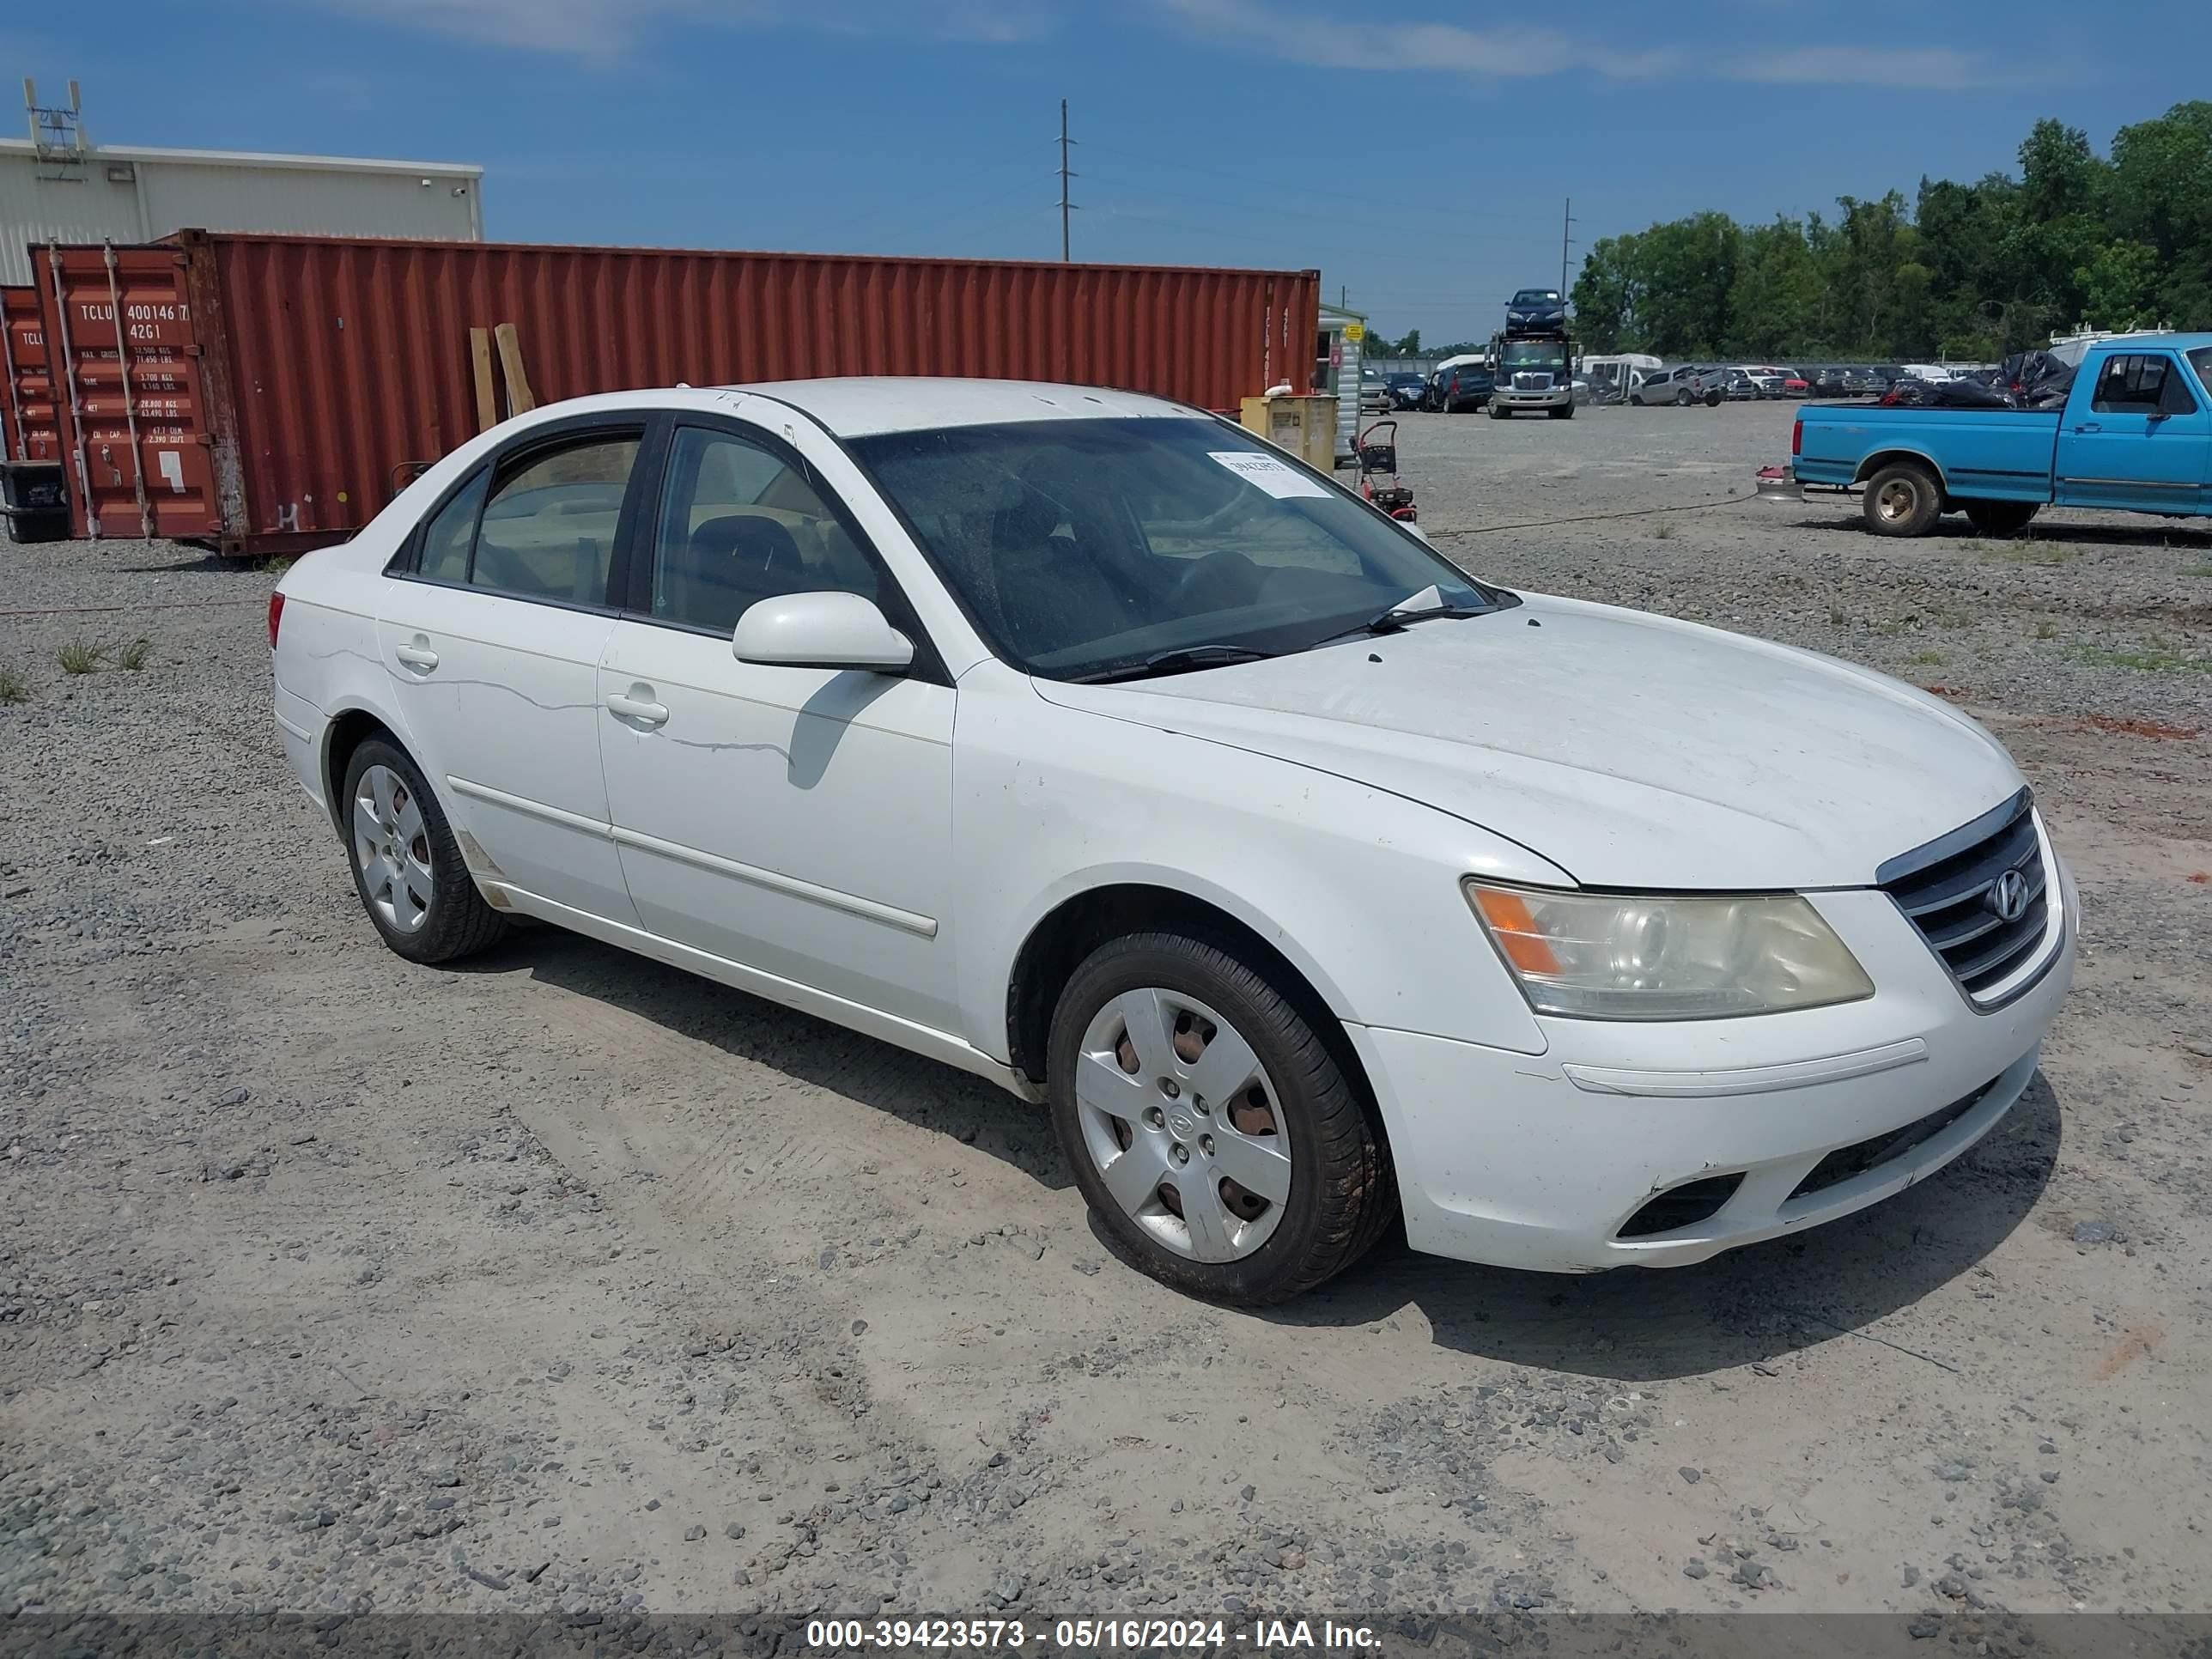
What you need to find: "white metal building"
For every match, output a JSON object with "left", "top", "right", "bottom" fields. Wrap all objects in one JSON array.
[{"left": 0, "top": 138, "right": 483, "bottom": 288}]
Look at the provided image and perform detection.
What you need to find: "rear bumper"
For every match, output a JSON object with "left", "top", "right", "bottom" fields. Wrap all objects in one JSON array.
[{"left": 1345, "top": 866, "right": 2076, "bottom": 1273}]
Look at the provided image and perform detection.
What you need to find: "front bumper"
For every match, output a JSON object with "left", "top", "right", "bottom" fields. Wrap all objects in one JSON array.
[
  {"left": 1344, "top": 861, "right": 2077, "bottom": 1272},
  {"left": 1494, "top": 388, "right": 1571, "bottom": 410}
]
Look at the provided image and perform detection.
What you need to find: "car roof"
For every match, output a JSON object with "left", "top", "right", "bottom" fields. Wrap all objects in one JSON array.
[{"left": 728, "top": 377, "right": 1199, "bottom": 437}]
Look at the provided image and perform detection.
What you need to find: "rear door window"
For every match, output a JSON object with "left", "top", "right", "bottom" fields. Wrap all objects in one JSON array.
[{"left": 470, "top": 434, "right": 641, "bottom": 605}]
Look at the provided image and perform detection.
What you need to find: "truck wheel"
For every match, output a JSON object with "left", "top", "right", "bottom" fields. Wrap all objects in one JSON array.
[
  {"left": 1047, "top": 932, "right": 1395, "bottom": 1305},
  {"left": 1549, "top": 403, "right": 1574, "bottom": 420},
  {"left": 1675, "top": 389, "right": 1692, "bottom": 406},
  {"left": 1705, "top": 390, "right": 1723, "bottom": 407},
  {"left": 1488, "top": 404, "right": 1509, "bottom": 420},
  {"left": 1863, "top": 461, "right": 1944, "bottom": 538},
  {"left": 1963, "top": 500, "right": 2040, "bottom": 537}
]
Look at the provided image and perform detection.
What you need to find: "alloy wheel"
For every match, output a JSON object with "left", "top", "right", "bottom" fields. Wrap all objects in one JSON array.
[{"left": 352, "top": 763, "right": 434, "bottom": 934}]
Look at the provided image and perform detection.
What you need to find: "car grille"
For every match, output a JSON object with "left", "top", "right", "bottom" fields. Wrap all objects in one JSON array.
[
  {"left": 1511, "top": 372, "right": 1553, "bottom": 391},
  {"left": 1878, "top": 790, "right": 2051, "bottom": 1005}
]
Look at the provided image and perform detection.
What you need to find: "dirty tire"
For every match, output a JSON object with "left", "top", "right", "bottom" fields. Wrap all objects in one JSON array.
[
  {"left": 1963, "top": 499, "right": 2040, "bottom": 537},
  {"left": 1863, "top": 459, "right": 1944, "bottom": 538},
  {"left": 341, "top": 738, "right": 507, "bottom": 965},
  {"left": 1550, "top": 402, "right": 1575, "bottom": 420},
  {"left": 1489, "top": 404, "right": 1510, "bottom": 420},
  {"left": 1705, "top": 389, "right": 1723, "bottom": 407},
  {"left": 1048, "top": 932, "right": 1394, "bottom": 1305}
]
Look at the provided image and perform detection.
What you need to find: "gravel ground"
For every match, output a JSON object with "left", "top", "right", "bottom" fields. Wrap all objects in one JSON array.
[{"left": 1, "top": 399, "right": 2207, "bottom": 1647}]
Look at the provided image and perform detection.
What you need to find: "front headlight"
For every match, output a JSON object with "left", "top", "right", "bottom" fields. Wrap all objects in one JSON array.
[{"left": 1463, "top": 881, "right": 1875, "bottom": 1020}]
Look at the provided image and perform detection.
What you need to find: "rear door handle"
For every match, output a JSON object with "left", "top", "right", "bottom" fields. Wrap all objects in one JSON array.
[
  {"left": 605, "top": 690, "right": 669, "bottom": 727},
  {"left": 394, "top": 641, "right": 440, "bottom": 672}
]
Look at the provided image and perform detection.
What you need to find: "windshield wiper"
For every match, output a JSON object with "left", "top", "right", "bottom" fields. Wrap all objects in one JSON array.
[
  {"left": 1064, "top": 643, "right": 1276, "bottom": 684},
  {"left": 1310, "top": 599, "right": 1490, "bottom": 648}
]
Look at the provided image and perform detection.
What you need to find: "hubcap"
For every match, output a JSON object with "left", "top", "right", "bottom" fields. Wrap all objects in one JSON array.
[
  {"left": 1073, "top": 988, "right": 1292, "bottom": 1264},
  {"left": 1876, "top": 478, "right": 1918, "bottom": 522},
  {"left": 351, "top": 764, "right": 434, "bottom": 935}
]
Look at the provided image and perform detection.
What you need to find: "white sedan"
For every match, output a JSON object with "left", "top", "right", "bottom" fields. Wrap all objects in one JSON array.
[{"left": 270, "top": 379, "right": 2075, "bottom": 1304}]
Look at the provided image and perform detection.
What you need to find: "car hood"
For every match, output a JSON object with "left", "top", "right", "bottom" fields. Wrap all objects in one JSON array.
[{"left": 1034, "top": 592, "right": 2022, "bottom": 890}]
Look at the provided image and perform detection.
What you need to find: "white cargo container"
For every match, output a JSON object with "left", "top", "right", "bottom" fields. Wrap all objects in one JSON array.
[{"left": 1, "top": 136, "right": 482, "bottom": 287}]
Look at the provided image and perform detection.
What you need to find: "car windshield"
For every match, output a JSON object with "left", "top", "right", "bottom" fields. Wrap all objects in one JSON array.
[
  {"left": 849, "top": 416, "right": 1508, "bottom": 681},
  {"left": 1499, "top": 342, "right": 1568, "bottom": 369},
  {"left": 1511, "top": 289, "right": 1561, "bottom": 305}
]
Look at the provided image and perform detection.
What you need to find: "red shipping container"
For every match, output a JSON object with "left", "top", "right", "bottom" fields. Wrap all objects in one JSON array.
[
  {"left": 2, "top": 284, "right": 59, "bottom": 465},
  {"left": 28, "top": 230, "right": 1320, "bottom": 552}
]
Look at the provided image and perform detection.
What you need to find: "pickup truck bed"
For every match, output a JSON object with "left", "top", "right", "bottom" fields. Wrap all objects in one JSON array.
[
  {"left": 1795, "top": 405, "right": 2062, "bottom": 507},
  {"left": 1778, "top": 336, "right": 2212, "bottom": 537}
]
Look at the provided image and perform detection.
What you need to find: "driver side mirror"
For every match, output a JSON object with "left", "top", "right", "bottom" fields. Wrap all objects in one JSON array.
[{"left": 733, "top": 591, "right": 914, "bottom": 674}]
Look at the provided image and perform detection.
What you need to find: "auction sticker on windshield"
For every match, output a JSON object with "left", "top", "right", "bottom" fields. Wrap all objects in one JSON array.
[{"left": 1209, "top": 451, "right": 1331, "bottom": 499}]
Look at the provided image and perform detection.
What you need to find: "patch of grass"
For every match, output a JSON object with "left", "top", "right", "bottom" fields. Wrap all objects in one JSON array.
[
  {"left": 1978, "top": 540, "right": 2073, "bottom": 566},
  {"left": 1908, "top": 649, "right": 1946, "bottom": 666},
  {"left": 1875, "top": 619, "right": 1908, "bottom": 638},
  {"left": 1923, "top": 605, "right": 1972, "bottom": 628},
  {"left": 257, "top": 554, "right": 298, "bottom": 576},
  {"left": 0, "top": 663, "right": 27, "bottom": 704},
  {"left": 2074, "top": 641, "right": 2212, "bottom": 675},
  {"left": 1826, "top": 607, "right": 1849, "bottom": 628},
  {"left": 2184, "top": 563, "right": 2212, "bottom": 578},
  {"left": 58, "top": 639, "right": 101, "bottom": 676},
  {"left": 2034, "top": 619, "right": 2058, "bottom": 641},
  {"left": 112, "top": 637, "right": 152, "bottom": 672},
  {"left": 1650, "top": 519, "right": 1676, "bottom": 540}
]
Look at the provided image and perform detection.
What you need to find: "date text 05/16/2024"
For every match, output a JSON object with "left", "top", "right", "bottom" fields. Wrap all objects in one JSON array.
[{"left": 802, "top": 1619, "right": 1383, "bottom": 1651}]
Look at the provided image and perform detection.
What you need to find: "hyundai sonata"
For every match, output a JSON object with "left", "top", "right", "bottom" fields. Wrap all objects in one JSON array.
[{"left": 271, "top": 380, "right": 2074, "bottom": 1304}]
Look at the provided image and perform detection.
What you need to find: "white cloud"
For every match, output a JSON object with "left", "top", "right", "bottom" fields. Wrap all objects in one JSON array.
[
  {"left": 1731, "top": 44, "right": 1980, "bottom": 88},
  {"left": 325, "top": 0, "right": 1055, "bottom": 56},
  {"left": 1152, "top": 0, "right": 1985, "bottom": 88}
]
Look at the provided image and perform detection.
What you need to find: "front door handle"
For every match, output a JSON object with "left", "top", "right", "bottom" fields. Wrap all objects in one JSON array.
[
  {"left": 394, "top": 640, "right": 440, "bottom": 672},
  {"left": 2073, "top": 422, "right": 2102, "bottom": 433},
  {"left": 605, "top": 690, "right": 669, "bottom": 727}
]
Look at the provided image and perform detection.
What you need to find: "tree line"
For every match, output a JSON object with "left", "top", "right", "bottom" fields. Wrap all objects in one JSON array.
[{"left": 1558, "top": 101, "right": 2212, "bottom": 363}]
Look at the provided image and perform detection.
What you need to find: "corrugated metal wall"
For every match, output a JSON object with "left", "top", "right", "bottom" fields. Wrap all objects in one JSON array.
[
  {"left": 33, "top": 233, "right": 1321, "bottom": 549},
  {"left": 0, "top": 142, "right": 481, "bottom": 285},
  {"left": 141, "top": 161, "right": 479, "bottom": 250}
]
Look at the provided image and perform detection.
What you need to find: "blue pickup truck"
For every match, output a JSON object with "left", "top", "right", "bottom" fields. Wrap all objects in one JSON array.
[{"left": 1782, "top": 333, "right": 2212, "bottom": 537}]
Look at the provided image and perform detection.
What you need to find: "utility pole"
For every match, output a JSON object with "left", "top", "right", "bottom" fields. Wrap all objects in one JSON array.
[
  {"left": 1057, "top": 99, "right": 1076, "bottom": 262},
  {"left": 1560, "top": 197, "right": 1576, "bottom": 296}
]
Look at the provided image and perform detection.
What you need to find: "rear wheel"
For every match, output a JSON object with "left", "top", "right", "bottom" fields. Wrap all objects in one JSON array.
[
  {"left": 341, "top": 738, "right": 507, "bottom": 964},
  {"left": 1047, "top": 932, "right": 1394, "bottom": 1305},
  {"left": 1862, "top": 460, "right": 1944, "bottom": 538},
  {"left": 1963, "top": 499, "right": 2040, "bottom": 537}
]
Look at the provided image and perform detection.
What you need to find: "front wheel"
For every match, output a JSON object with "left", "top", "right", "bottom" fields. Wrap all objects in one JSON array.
[
  {"left": 1047, "top": 933, "right": 1394, "bottom": 1305},
  {"left": 1549, "top": 402, "right": 1574, "bottom": 420},
  {"left": 1963, "top": 499, "right": 2041, "bottom": 536},
  {"left": 1862, "top": 460, "right": 1944, "bottom": 538},
  {"left": 1488, "top": 404, "right": 1510, "bottom": 419},
  {"left": 1705, "top": 389, "right": 1723, "bottom": 407}
]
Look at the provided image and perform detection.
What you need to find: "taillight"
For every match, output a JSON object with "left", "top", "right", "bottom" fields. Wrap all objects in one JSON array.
[
  {"left": 1791, "top": 419, "right": 1803, "bottom": 457},
  {"left": 267, "top": 591, "right": 286, "bottom": 649}
]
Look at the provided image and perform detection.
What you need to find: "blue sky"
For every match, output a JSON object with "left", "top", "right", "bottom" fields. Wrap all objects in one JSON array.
[{"left": 14, "top": 1, "right": 2212, "bottom": 343}]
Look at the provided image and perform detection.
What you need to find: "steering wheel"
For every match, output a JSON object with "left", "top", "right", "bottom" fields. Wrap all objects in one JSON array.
[{"left": 1164, "top": 549, "right": 1264, "bottom": 614}]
